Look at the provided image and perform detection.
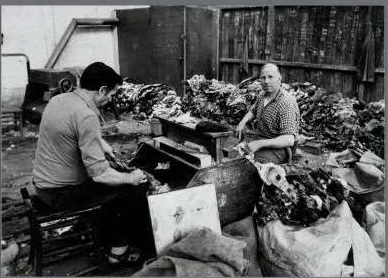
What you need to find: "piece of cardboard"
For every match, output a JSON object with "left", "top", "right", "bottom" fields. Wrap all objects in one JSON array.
[{"left": 147, "top": 184, "right": 221, "bottom": 256}]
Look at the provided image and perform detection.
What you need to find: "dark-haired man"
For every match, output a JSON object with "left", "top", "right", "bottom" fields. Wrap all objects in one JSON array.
[
  {"left": 33, "top": 62, "right": 149, "bottom": 264},
  {"left": 236, "top": 63, "right": 300, "bottom": 164}
]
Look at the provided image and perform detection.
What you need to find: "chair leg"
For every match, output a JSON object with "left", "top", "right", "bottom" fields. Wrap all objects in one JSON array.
[
  {"left": 31, "top": 226, "right": 44, "bottom": 276},
  {"left": 90, "top": 212, "right": 106, "bottom": 268},
  {"left": 33, "top": 244, "right": 43, "bottom": 277},
  {"left": 28, "top": 235, "right": 34, "bottom": 265}
]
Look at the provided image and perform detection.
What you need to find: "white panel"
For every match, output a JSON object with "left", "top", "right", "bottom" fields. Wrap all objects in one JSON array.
[
  {"left": 54, "top": 27, "right": 118, "bottom": 72},
  {"left": 1, "top": 55, "right": 29, "bottom": 109},
  {"left": 147, "top": 184, "right": 221, "bottom": 256}
]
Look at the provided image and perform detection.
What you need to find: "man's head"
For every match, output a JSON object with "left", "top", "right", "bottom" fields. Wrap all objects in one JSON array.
[
  {"left": 260, "top": 63, "right": 282, "bottom": 95},
  {"left": 80, "top": 62, "right": 123, "bottom": 108}
]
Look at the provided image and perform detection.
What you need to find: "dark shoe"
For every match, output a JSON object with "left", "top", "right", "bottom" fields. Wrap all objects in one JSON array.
[{"left": 107, "top": 247, "right": 144, "bottom": 266}]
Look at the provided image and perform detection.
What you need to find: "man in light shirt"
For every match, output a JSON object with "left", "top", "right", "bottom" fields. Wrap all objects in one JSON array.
[{"left": 33, "top": 62, "right": 149, "bottom": 264}]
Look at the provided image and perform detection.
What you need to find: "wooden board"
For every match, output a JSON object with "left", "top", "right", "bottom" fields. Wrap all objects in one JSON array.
[
  {"left": 156, "top": 116, "right": 233, "bottom": 164},
  {"left": 147, "top": 184, "right": 221, "bottom": 256},
  {"left": 154, "top": 136, "right": 212, "bottom": 168}
]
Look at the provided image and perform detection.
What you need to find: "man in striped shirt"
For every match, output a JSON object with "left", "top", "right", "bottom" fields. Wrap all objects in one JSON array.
[{"left": 236, "top": 63, "right": 300, "bottom": 164}]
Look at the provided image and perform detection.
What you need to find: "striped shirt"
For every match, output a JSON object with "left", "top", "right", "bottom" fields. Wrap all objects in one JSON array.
[{"left": 249, "top": 88, "right": 300, "bottom": 139}]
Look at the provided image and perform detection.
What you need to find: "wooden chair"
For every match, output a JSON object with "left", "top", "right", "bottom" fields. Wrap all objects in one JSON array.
[{"left": 20, "top": 187, "right": 103, "bottom": 276}]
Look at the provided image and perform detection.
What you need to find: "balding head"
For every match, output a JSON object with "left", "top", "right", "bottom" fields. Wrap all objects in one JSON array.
[
  {"left": 261, "top": 63, "right": 281, "bottom": 76},
  {"left": 260, "top": 63, "right": 282, "bottom": 95}
]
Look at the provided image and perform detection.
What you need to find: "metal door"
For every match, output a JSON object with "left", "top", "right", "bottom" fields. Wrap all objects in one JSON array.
[{"left": 117, "top": 7, "right": 184, "bottom": 92}]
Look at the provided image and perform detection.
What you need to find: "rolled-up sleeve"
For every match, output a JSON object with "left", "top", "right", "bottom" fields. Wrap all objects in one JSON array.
[{"left": 77, "top": 114, "right": 109, "bottom": 177}]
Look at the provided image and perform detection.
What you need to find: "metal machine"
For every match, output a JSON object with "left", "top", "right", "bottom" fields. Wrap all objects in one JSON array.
[{"left": 22, "top": 68, "right": 77, "bottom": 124}]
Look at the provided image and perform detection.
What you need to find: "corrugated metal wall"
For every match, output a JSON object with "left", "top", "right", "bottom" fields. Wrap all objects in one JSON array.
[{"left": 219, "top": 6, "right": 384, "bottom": 102}]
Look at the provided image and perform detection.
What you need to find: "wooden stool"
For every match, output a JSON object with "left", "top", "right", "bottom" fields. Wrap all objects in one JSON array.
[{"left": 20, "top": 187, "right": 103, "bottom": 276}]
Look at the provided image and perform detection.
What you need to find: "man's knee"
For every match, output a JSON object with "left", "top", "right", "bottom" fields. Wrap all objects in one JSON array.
[{"left": 254, "top": 148, "right": 287, "bottom": 164}]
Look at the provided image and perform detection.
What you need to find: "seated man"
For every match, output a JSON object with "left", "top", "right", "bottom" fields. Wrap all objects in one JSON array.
[
  {"left": 236, "top": 63, "right": 300, "bottom": 164},
  {"left": 33, "top": 62, "right": 150, "bottom": 264}
]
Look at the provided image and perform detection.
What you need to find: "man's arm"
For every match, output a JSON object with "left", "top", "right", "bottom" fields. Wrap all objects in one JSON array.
[
  {"left": 236, "top": 111, "right": 254, "bottom": 140},
  {"left": 93, "top": 167, "right": 147, "bottom": 186},
  {"left": 247, "top": 134, "right": 295, "bottom": 153}
]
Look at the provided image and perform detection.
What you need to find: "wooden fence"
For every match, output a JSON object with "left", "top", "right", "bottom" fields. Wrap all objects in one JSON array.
[{"left": 218, "top": 6, "right": 384, "bottom": 102}]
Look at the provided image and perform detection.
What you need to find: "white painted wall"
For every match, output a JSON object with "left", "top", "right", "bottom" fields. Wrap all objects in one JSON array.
[
  {"left": 54, "top": 26, "right": 119, "bottom": 72},
  {"left": 1, "top": 5, "right": 148, "bottom": 109},
  {"left": 1, "top": 5, "right": 148, "bottom": 70}
]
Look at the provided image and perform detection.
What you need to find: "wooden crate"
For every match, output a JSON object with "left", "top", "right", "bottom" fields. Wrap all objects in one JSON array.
[
  {"left": 129, "top": 143, "right": 260, "bottom": 226},
  {"left": 2, "top": 109, "right": 23, "bottom": 135}
]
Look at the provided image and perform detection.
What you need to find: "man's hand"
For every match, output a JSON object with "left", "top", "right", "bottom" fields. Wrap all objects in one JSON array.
[
  {"left": 102, "top": 139, "right": 115, "bottom": 159},
  {"left": 236, "top": 142, "right": 250, "bottom": 156},
  {"left": 236, "top": 140, "right": 262, "bottom": 156},
  {"left": 128, "top": 169, "right": 148, "bottom": 186},
  {"left": 235, "top": 122, "right": 246, "bottom": 141}
]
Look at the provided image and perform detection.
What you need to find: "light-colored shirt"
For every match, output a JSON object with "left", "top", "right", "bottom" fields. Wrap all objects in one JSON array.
[
  {"left": 249, "top": 88, "right": 300, "bottom": 139},
  {"left": 33, "top": 88, "right": 109, "bottom": 189}
]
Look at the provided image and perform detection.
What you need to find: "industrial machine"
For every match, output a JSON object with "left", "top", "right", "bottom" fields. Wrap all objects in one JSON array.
[{"left": 22, "top": 68, "right": 77, "bottom": 124}]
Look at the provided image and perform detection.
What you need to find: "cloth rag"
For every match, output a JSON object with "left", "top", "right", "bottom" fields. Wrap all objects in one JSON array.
[{"left": 134, "top": 226, "right": 250, "bottom": 277}]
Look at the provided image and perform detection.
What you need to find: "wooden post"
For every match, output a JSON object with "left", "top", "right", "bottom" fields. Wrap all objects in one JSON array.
[
  {"left": 214, "top": 9, "right": 221, "bottom": 80},
  {"left": 265, "top": 6, "right": 275, "bottom": 61},
  {"left": 183, "top": 6, "right": 187, "bottom": 95}
]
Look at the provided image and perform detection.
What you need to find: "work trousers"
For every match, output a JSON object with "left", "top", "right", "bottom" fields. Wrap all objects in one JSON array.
[
  {"left": 245, "top": 133, "right": 291, "bottom": 164},
  {"left": 34, "top": 179, "right": 152, "bottom": 249}
]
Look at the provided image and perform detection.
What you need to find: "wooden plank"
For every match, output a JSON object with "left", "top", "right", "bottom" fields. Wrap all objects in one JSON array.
[
  {"left": 214, "top": 9, "right": 221, "bottom": 79},
  {"left": 232, "top": 11, "right": 240, "bottom": 83},
  {"left": 2, "top": 203, "right": 26, "bottom": 221},
  {"left": 251, "top": 64, "right": 259, "bottom": 78},
  {"left": 222, "top": 11, "right": 229, "bottom": 59},
  {"left": 156, "top": 116, "right": 233, "bottom": 139},
  {"left": 219, "top": 58, "right": 385, "bottom": 74},
  {"left": 259, "top": 8, "right": 267, "bottom": 60},
  {"left": 154, "top": 137, "right": 212, "bottom": 168},
  {"left": 342, "top": 72, "right": 355, "bottom": 98},
  {"left": 228, "top": 11, "right": 235, "bottom": 59},
  {"left": 248, "top": 10, "right": 255, "bottom": 61},
  {"left": 156, "top": 116, "right": 232, "bottom": 164},
  {"left": 372, "top": 6, "right": 384, "bottom": 68},
  {"left": 183, "top": 7, "right": 187, "bottom": 83},
  {"left": 2, "top": 217, "right": 29, "bottom": 237},
  {"left": 265, "top": 6, "right": 275, "bottom": 60},
  {"left": 251, "top": 10, "right": 257, "bottom": 60},
  {"left": 220, "top": 61, "right": 226, "bottom": 81},
  {"left": 299, "top": 7, "right": 308, "bottom": 62}
]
